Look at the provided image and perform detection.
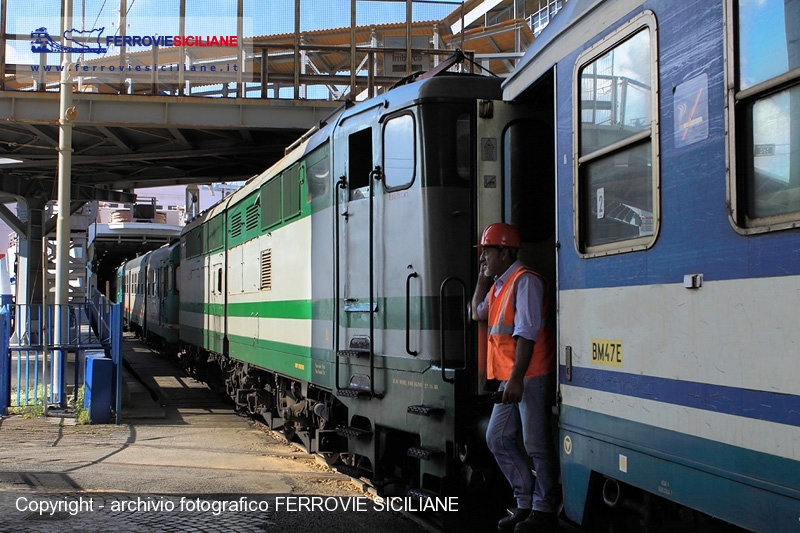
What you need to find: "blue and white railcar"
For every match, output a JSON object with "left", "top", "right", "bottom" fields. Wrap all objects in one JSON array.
[
  {"left": 122, "top": 253, "right": 147, "bottom": 335},
  {"left": 143, "top": 242, "right": 181, "bottom": 347},
  {"left": 503, "top": 0, "right": 799, "bottom": 531}
]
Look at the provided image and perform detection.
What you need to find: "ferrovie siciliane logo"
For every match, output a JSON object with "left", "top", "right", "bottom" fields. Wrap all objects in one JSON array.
[
  {"left": 31, "top": 26, "right": 239, "bottom": 54},
  {"left": 31, "top": 27, "right": 108, "bottom": 54}
]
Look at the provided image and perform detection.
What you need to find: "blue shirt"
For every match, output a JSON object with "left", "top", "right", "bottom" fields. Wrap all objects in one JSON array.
[{"left": 475, "top": 260, "right": 545, "bottom": 343}]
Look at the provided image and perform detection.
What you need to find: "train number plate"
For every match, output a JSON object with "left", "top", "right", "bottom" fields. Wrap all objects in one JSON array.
[{"left": 591, "top": 339, "right": 623, "bottom": 367}]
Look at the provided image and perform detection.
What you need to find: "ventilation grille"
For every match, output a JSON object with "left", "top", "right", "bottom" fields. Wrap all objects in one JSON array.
[
  {"left": 230, "top": 212, "right": 243, "bottom": 239},
  {"left": 246, "top": 204, "right": 259, "bottom": 231},
  {"left": 260, "top": 249, "right": 272, "bottom": 290}
]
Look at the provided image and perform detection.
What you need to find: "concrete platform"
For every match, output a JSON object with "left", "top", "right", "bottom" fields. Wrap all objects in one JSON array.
[{"left": 0, "top": 333, "right": 427, "bottom": 533}]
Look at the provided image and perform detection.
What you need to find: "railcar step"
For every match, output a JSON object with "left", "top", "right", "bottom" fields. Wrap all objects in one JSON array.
[
  {"left": 406, "top": 446, "right": 444, "bottom": 460},
  {"left": 336, "top": 464, "right": 372, "bottom": 479},
  {"left": 337, "top": 388, "right": 372, "bottom": 399},
  {"left": 407, "top": 405, "right": 445, "bottom": 416},
  {"left": 337, "top": 349, "right": 368, "bottom": 358},
  {"left": 406, "top": 487, "right": 439, "bottom": 501},
  {"left": 336, "top": 426, "right": 373, "bottom": 439}
]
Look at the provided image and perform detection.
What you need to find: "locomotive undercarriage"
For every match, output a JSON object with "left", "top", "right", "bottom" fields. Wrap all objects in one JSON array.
[
  {"left": 176, "top": 343, "right": 349, "bottom": 460},
  {"left": 171, "top": 342, "right": 510, "bottom": 531}
]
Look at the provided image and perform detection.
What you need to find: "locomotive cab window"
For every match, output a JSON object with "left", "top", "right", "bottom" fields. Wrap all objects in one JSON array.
[
  {"left": 348, "top": 128, "right": 373, "bottom": 200},
  {"left": 574, "top": 12, "right": 659, "bottom": 256},
  {"left": 383, "top": 113, "right": 415, "bottom": 190},
  {"left": 728, "top": 0, "right": 800, "bottom": 232},
  {"left": 306, "top": 144, "right": 330, "bottom": 201}
]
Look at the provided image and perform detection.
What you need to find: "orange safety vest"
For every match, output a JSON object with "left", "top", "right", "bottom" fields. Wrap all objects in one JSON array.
[{"left": 487, "top": 264, "right": 555, "bottom": 381}]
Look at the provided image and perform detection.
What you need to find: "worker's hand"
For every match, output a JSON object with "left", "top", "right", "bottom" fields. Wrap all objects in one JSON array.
[
  {"left": 478, "top": 259, "right": 492, "bottom": 285},
  {"left": 501, "top": 377, "right": 524, "bottom": 404}
]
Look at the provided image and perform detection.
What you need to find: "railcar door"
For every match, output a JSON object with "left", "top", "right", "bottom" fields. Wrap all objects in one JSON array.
[
  {"left": 207, "top": 258, "right": 225, "bottom": 354},
  {"left": 474, "top": 78, "right": 557, "bottom": 397},
  {"left": 332, "top": 102, "right": 385, "bottom": 397}
]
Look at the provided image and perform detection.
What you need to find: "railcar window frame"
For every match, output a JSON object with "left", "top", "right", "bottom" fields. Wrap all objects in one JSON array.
[
  {"left": 726, "top": 0, "right": 800, "bottom": 233},
  {"left": 573, "top": 11, "right": 660, "bottom": 258},
  {"left": 382, "top": 112, "right": 416, "bottom": 191},
  {"left": 306, "top": 143, "right": 330, "bottom": 202}
]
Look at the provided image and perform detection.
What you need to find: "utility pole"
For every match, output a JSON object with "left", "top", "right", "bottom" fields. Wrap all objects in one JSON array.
[{"left": 55, "top": 0, "right": 75, "bottom": 407}]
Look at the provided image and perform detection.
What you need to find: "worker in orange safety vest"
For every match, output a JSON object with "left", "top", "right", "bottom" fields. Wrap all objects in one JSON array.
[{"left": 470, "top": 222, "right": 560, "bottom": 533}]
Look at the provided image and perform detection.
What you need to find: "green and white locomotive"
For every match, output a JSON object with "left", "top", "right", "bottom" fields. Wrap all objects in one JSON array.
[{"left": 175, "top": 65, "right": 551, "bottom": 524}]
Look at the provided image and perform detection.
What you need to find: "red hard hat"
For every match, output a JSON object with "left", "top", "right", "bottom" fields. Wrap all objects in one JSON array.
[{"left": 479, "top": 223, "right": 522, "bottom": 248}]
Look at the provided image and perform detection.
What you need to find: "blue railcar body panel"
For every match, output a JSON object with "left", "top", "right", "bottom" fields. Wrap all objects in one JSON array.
[
  {"left": 560, "top": 406, "right": 800, "bottom": 532},
  {"left": 561, "top": 364, "right": 800, "bottom": 429},
  {"left": 556, "top": 0, "right": 800, "bottom": 292}
]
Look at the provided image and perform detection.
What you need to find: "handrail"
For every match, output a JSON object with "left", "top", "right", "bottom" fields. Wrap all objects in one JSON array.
[
  {"left": 333, "top": 175, "right": 347, "bottom": 392},
  {"left": 438, "top": 276, "right": 468, "bottom": 384},
  {"left": 368, "top": 165, "right": 384, "bottom": 398},
  {"left": 405, "top": 271, "right": 419, "bottom": 356}
]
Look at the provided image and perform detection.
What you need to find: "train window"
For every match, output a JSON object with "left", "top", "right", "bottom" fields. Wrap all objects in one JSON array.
[
  {"left": 503, "top": 120, "right": 554, "bottom": 242},
  {"left": 574, "top": 15, "right": 659, "bottom": 256},
  {"left": 419, "top": 103, "right": 474, "bottom": 187},
  {"left": 348, "top": 128, "right": 373, "bottom": 200},
  {"left": 306, "top": 144, "right": 330, "bottom": 201},
  {"left": 456, "top": 114, "right": 471, "bottom": 180},
  {"left": 283, "top": 164, "right": 302, "bottom": 220},
  {"left": 383, "top": 113, "right": 415, "bottom": 190},
  {"left": 729, "top": 0, "right": 800, "bottom": 231},
  {"left": 261, "top": 178, "right": 282, "bottom": 229}
]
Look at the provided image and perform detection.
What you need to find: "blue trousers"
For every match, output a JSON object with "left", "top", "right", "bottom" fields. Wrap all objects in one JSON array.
[{"left": 486, "top": 374, "right": 559, "bottom": 512}]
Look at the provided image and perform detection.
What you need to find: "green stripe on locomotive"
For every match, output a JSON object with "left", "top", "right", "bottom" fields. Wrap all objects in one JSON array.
[{"left": 181, "top": 296, "right": 461, "bottom": 330}]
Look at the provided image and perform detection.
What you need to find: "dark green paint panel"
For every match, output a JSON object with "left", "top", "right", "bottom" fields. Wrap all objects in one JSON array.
[{"left": 227, "top": 333, "right": 313, "bottom": 382}]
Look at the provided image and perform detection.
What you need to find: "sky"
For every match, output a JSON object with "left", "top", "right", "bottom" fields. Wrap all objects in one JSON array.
[{"left": 6, "top": 0, "right": 462, "bottom": 64}]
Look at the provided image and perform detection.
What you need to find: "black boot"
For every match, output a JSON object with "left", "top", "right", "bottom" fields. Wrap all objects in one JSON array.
[
  {"left": 497, "top": 508, "right": 531, "bottom": 532},
  {"left": 514, "top": 510, "right": 558, "bottom": 533}
]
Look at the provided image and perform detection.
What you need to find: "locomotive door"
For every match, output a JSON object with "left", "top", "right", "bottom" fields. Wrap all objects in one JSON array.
[
  {"left": 333, "top": 103, "right": 385, "bottom": 395},
  {"left": 158, "top": 264, "right": 166, "bottom": 329},
  {"left": 207, "top": 255, "right": 225, "bottom": 355},
  {"left": 474, "top": 89, "right": 556, "bottom": 396}
]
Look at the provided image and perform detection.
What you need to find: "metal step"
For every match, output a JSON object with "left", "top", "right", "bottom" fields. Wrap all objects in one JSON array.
[
  {"left": 337, "top": 387, "right": 372, "bottom": 399},
  {"left": 407, "top": 487, "right": 439, "bottom": 501},
  {"left": 336, "top": 463, "right": 372, "bottom": 479},
  {"left": 336, "top": 426, "right": 373, "bottom": 440},
  {"left": 407, "top": 405, "right": 445, "bottom": 416},
  {"left": 337, "top": 349, "right": 368, "bottom": 358},
  {"left": 406, "top": 446, "right": 444, "bottom": 460}
]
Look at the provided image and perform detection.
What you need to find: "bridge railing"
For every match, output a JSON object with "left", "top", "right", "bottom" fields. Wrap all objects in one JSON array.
[{"left": 2, "top": 42, "right": 472, "bottom": 101}]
